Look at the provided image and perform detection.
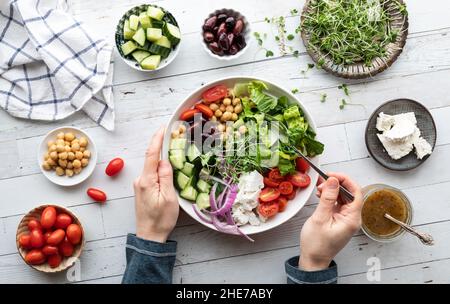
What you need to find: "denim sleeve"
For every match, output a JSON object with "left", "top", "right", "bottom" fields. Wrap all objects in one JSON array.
[
  {"left": 122, "top": 233, "right": 177, "bottom": 284},
  {"left": 285, "top": 256, "right": 338, "bottom": 284}
]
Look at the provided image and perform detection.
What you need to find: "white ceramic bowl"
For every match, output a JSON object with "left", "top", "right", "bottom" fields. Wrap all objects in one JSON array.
[
  {"left": 163, "top": 76, "right": 320, "bottom": 236},
  {"left": 201, "top": 9, "right": 251, "bottom": 61},
  {"left": 38, "top": 127, "right": 97, "bottom": 187},
  {"left": 115, "top": 4, "right": 181, "bottom": 72}
]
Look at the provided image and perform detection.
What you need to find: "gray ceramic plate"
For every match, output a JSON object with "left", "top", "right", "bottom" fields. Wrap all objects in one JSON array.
[{"left": 365, "top": 99, "right": 437, "bottom": 171}]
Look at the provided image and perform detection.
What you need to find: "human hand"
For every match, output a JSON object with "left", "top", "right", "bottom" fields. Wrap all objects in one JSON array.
[
  {"left": 133, "top": 126, "right": 179, "bottom": 243},
  {"left": 299, "top": 172, "right": 363, "bottom": 271}
]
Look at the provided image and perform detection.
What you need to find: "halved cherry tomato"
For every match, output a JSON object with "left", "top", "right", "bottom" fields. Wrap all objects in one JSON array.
[
  {"left": 295, "top": 157, "right": 310, "bottom": 173},
  {"left": 105, "top": 157, "right": 125, "bottom": 177},
  {"left": 66, "top": 224, "right": 82, "bottom": 245},
  {"left": 202, "top": 85, "right": 228, "bottom": 104},
  {"left": 25, "top": 249, "right": 46, "bottom": 265},
  {"left": 283, "top": 190, "right": 297, "bottom": 201},
  {"left": 59, "top": 238, "right": 74, "bottom": 257},
  {"left": 194, "top": 103, "right": 214, "bottom": 118},
  {"left": 18, "top": 234, "right": 32, "bottom": 249},
  {"left": 257, "top": 201, "right": 279, "bottom": 218},
  {"left": 277, "top": 197, "right": 288, "bottom": 212},
  {"left": 46, "top": 229, "right": 65, "bottom": 246},
  {"left": 278, "top": 181, "right": 294, "bottom": 195},
  {"left": 263, "top": 177, "right": 280, "bottom": 188},
  {"left": 259, "top": 187, "right": 281, "bottom": 203},
  {"left": 179, "top": 108, "right": 201, "bottom": 121},
  {"left": 54, "top": 213, "right": 73, "bottom": 230},
  {"left": 47, "top": 254, "right": 62, "bottom": 268},
  {"left": 42, "top": 245, "right": 59, "bottom": 256},
  {"left": 268, "top": 168, "right": 284, "bottom": 182},
  {"left": 40, "top": 206, "right": 57, "bottom": 230},
  {"left": 30, "top": 229, "right": 45, "bottom": 248},
  {"left": 288, "top": 172, "right": 311, "bottom": 188},
  {"left": 27, "top": 219, "right": 42, "bottom": 232},
  {"left": 87, "top": 188, "right": 107, "bottom": 203}
]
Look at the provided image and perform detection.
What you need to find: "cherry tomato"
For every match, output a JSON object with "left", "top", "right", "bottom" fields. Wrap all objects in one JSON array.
[
  {"left": 27, "top": 219, "right": 42, "bottom": 232},
  {"left": 30, "top": 229, "right": 45, "bottom": 248},
  {"left": 277, "top": 197, "right": 288, "bottom": 212},
  {"left": 259, "top": 187, "right": 281, "bottom": 203},
  {"left": 54, "top": 213, "right": 73, "bottom": 230},
  {"left": 202, "top": 85, "right": 228, "bottom": 104},
  {"left": 46, "top": 229, "right": 65, "bottom": 246},
  {"left": 105, "top": 158, "right": 125, "bottom": 177},
  {"left": 263, "top": 177, "right": 280, "bottom": 188},
  {"left": 25, "top": 249, "right": 46, "bottom": 265},
  {"left": 194, "top": 103, "right": 214, "bottom": 118},
  {"left": 295, "top": 157, "right": 310, "bottom": 173},
  {"left": 40, "top": 206, "right": 57, "bottom": 230},
  {"left": 257, "top": 201, "right": 279, "bottom": 218},
  {"left": 59, "top": 238, "right": 74, "bottom": 257},
  {"left": 87, "top": 188, "right": 107, "bottom": 203},
  {"left": 66, "top": 224, "right": 82, "bottom": 245},
  {"left": 18, "top": 234, "right": 32, "bottom": 249},
  {"left": 42, "top": 245, "right": 59, "bottom": 256},
  {"left": 268, "top": 168, "right": 284, "bottom": 182},
  {"left": 179, "top": 108, "right": 201, "bottom": 121},
  {"left": 47, "top": 254, "right": 62, "bottom": 268},
  {"left": 278, "top": 181, "right": 294, "bottom": 195},
  {"left": 43, "top": 231, "right": 52, "bottom": 243},
  {"left": 288, "top": 172, "right": 311, "bottom": 188},
  {"left": 283, "top": 190, "right": 297, "bottom": 201}
]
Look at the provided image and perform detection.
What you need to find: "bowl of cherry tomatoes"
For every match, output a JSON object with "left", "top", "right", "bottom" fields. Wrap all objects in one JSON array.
[{"left": 16, "top": 205, "right": 84, "bottom": 273}]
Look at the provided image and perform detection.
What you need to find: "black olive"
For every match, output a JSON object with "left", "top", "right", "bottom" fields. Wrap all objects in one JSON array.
[
  {"left": 218, "top": 32, "right": 230, "bottom": 51},
  {"left": 217, "top": 13, "right": 227, "bottom": 24},
  {"left": 225, "top": 17, "right": 236, "bottom": 31},
  {"left": 203, "top": 31, "right": 215, "bottom": 43},
  {"left": 203, "top": 16, "right": 217, "bottom": 31},
  {"left": 229, "top": 44, "right": 239, "bottom": 55}
]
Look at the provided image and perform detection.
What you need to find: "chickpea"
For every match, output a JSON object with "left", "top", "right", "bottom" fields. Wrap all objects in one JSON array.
[
  {"left": 56, "top": 139, "right": 65, "bottom": 146},
  {"left": 55, "top": 166, "right": 65, "bottom": 176},
  {"left": 226, "top": 105, "right": 234, "bottom": 113},
  {"left": 75, "top": 151, "right": 83, "bottom": 160},
  {"left": 210, "top": 116, "right": 217, "bottom": 122},
  {"left": 74, "top": 167, "right": 82, "bottom": 175},
  {"left": 65, "top": 141, "right": 71, "bottom": 146},
  {"left": 179, "top": 133, "right": 186, "bottom": 138},
  {"left": 232, "top": 98, "right": 241, "bottom": 106},
  {"left": 79, "top": 137, "right": 88, "bottom": 147},
  {"left": 56, "top": 144, "right": 65, "bottom": 153},
  {"left": 179, "top": 124, "right": 186, "bottom": 134},
  {"left": 209, "top": 103, "right": 219, "bottom": 111},
  {"left": 217, "top": 124, "right": 226, "bottom": 132},
  {"left": 42, "top": 161, "right": 51, "bottom": 171},
  {"left": 222, "top": 111, "right": 232, "bottom": 121},
  {"left": 81, "top": 158, "right": 89, "bottom": 167},
  {"left": 48, "top": 151, "right": 57, "bottom": 161},
  {"left": 43, "top": 152, "right": 50, "bottom": 160},
  {"left": 49, "top": 144, "right": 57, "bottom": 152},
  {"left": 72, "top": 159, "right": 82, "bottom": 169},
  {"left": 47, "top": 141, "right": 55, "bottom": 148},
  {"left": 214, "top": 109, "right": 223, "bottom": 117},
  {"left": 239, "top": 125, "right": 247, "bottom": 134},
  {"left": 71, "top": 139, "right": 79, "bottom": 146},
  {"left": 171, "top": 129, "right": 180, "bottom": 138},
  {"left": 67, "top": 152, "right": 75, "bottom": 161},
  {"left": 58, "top": 159, "right": 67, "bottom": 168},
  {"left": 71, "top": 142, "right": 80, "bottom": 152},
  {"left": 234, "top": 104, "right": 243, "bottom": 114},
  {"left": 64, "top": 145, "right": 71, "bottom": 152},
  {"left": 219, "top": 104, "right": 226, "bottom": 112},
  {"left": 64, "top": 132, "right": 75, "bottom": 142},
  {"left": 83, "top": 150, "right": 91, "bottom": 159},
  {"left": 47, "top": 158, "right": 56, "bottom": 167},
  {"left": 65, "top": 169, "right": 74, "bottom": 177},
  {"left": 223, "top": 98, "right": 232, "bottom": 106},
  {"left": 67, "top": 161, "right": 73, "bottom": 169},
  {"left": 80, "top": 147, "right": 86, "bottom": 152},
  {"left": 56, "top": 132, "right": 65, "bottom": 140},
  {"left": 231, "top": 113, "right": 238, "bottom": 121},
  {"left": 59, "top": 152, "right": 68, "bottom": 160}
]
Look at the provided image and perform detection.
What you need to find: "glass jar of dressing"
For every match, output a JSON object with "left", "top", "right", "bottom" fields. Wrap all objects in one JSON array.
[{"left": 361, "top": 184, "right": 413, "bottom": 242}]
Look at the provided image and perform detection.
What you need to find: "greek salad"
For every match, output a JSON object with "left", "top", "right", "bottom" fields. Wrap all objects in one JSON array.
[{"left": 168, "top": 81, "right": 324, "bottom": 241}]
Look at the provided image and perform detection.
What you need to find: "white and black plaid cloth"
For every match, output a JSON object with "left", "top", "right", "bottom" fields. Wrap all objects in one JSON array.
[{"left": 0, "top": 0, "right": 115, "bottom": 130}]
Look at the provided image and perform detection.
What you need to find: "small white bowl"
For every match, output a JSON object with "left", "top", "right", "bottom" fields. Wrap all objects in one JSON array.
[
  {"left": 38, "top": 127, "right": 97, "bottom": 187},
  {"left": 201, "top": 9, "right": 251, "bottom": 61}
]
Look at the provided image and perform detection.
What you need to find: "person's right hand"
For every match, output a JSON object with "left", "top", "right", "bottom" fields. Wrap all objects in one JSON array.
[{"left": 299, "top": 173, "right": 363, "bottom": 271}]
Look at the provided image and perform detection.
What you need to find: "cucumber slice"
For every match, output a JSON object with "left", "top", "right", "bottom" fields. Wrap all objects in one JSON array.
[
  {"left": 132, "top": 27, "right": 146, "bottom": 47},
  {"left": 151, "top": 20, "right": 165, "bottom": 29},
  {"left": 176, "top": 171, "right": 190, "bottom": 190},
  {"left": 147, "top": 6, "right": 165, "bottom": 21},
  {"left": 199, "top": 168, "right": 210, "bottom": 180},
  {"left": 169, "top": 155, "right": 184, "bottom": 170},
  {"left": 121, "top": 41, "right": 137, "bottom": 56},
  {"left": 139, "top": 12, "right": 152, "bottom": 29},
  {"left": 180, "top": 186, "right": 198, "bottom": 202},
  {"left": 197, "top": 179, "right": 211, "bottom": 193},
  {"left": 148, "top": 44, "right": 170, "bottom": 58},
  {"left": 147, "top": 28, "right": 162, "bottom": 42},
  {"left": 170, "top": 138, "right": 187, "bottom": 150},
  {"left": 123, "top": 20, "right": 135, "bottom": 40},
  {"left": 129, "top": 14, "right": 139, "bottom": 31},
  {"left": 163, "top": 23, "right": 180, "bottom": 45},
  {"left": 140, "top": 55, "right": 161, "bottom": 70},
  {"left": 131, "top": 50, "right": 151, "bottom": 63},
  {"left": 155, "top": 35, "right": 171, "bottom": 48},
  {"left": 136, "top": 41, "right": 151, "bottom": 51},
  {"left": 186, "top": 144, "right": 201, "bottom": 162},
  {"left": 196, "top": 193, "right": 210, "bottom": 210},
  {"left": 181, "top": 162, "right": 195, "bottom": 177}
]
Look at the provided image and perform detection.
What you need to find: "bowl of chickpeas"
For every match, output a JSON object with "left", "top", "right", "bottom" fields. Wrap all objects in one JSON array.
[{"left": 38, "top": 127, "right": 97, "bottom": 187}]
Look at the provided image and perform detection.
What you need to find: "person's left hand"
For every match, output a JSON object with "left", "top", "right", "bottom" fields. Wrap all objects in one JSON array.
[{"left": 133, "top": 126, "right": 179, "bottom": 243}]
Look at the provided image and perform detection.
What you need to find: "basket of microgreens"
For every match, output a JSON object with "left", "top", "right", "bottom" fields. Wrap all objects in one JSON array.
[{"left": 300, "top": 0, "right": 408, "bottom": 79}]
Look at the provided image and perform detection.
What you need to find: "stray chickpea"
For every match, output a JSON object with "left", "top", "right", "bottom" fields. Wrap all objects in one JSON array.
[
  {"left": 239, "top": 125, "right": 247, "bottom": 134},
  {"left": 67, "top": 152, "right": 75, "bottom": 161},
  {"left": 75, "top": 151, "right": 83, "bottom": 160},
  {"left": 234, "top": 104, "right": 243, "bottom": 114},
  {"left": 83, "top": 150, "right": 91, "bottom": 159},
  {"left": 56, "top": 132, "right": 65, "bottom": 140},
  {"left": 222, "top": 111, "right": 232, "bottom": 121},
  {"left": 171, "top": 129, "right": 180, "bottom": 138},
  {"left": 74, "top": 167, "right": 82, "bottom": 175},
  {"left": 215, "top": 109, "right": 223, "bottom": 117},
  {"left": 179, "top": 125, "right": 186, "bottom": 134},
  {"left": 219, "top": 104, "right": 226, "bottom": 112},
  {"left": 73, "top": 159, "right": 82, "bottom": 169},
  {"left": 231, "top": 113, "right": 238, "bottom": 121},
  {"left": 64, "top": 145, "right": 71, "bottom": 152},
  {"left": 209, "top": 103, "right": 219, "bottom": 111},
  {"left": 56, "top": 145, "right": 65, "bottom": 153},
  {"left": 47, "top": 158, "right": 56, "bottom": 167},
  {"left": 42, "top": 161, "right": 51, "bottom": 171},
  {"left": 47, "top": 141, "right": 55, "bottom": 148},
  {"left": 65, "top": 169, "right": 74, "bottom": 177},
  {"left": 55, "top": 166, "right": 65, "bottom": 176},
  {"left": 67, "top": 161, "right": 73, "bottom": 169},
  {"left": 49, "top": 144, "right": 57, "bottom": 152},
  {"left": 64, "top": 132, "right": 75, "bottom": 142},
  {"left": 71, "top": 142, "right": 80, "bottom": 152},
  {"left": 223, "top": 98, "right": 232, "bottom": 106},
  {"left": 232, "top": 98, "right": 241, "bottom": 106},
  {"left": 79, "top": 137, "right": 88, "bottom": 147},
  {"left": 59, "top": 152, "right": 68, "bottom": 160},
  {"left": 226, "top": 105, "right": 234, "bottom": 113},
  {"left": 58, "top": 159, "right": 67, "bottom": 168},
  {"left": 81, "top": 158, "right": 89, "bottom": 167}
]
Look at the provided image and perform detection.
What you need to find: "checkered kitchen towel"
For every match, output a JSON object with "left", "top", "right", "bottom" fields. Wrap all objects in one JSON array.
[{"left": 0, "top": 0, "right": 115, "bottom": 130}]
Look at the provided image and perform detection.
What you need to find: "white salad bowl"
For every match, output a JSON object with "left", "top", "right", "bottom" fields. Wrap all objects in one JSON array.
[{"left": 163, "top": 76, "right": 320, "bottom": 236}]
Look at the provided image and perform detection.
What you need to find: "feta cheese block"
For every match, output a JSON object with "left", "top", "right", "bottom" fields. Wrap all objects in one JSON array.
[
  {"left": 413, "top": 137, "right": 433, "bottom": 159},
  {"left": 377, "top": 133, "right": 414, "bottom": 160},
  {"left": 376, "top": 112, "right": 395, "bottom": 132},
  {"left": 383, "top": 116, "right": 416, "bottom": 142}
]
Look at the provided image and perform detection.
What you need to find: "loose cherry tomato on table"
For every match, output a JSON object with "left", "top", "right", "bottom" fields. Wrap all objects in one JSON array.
[
  {"left": 30, "top": 229, "right": 45, "bottom": 248},
  {"left": 259, "top": 187, "right": 281, "bottom": 203},
  {"left": 277, "top": 197, "right": 288, "bottom": 212},
  {"left": 27, "top": 219, "right": 42, "bottom": 232},
  {"left": 59, "top": 238, "right": 74, "bottom": 257},
  {"left": 66, "top": 224, "right": 82, "bottom": 245},
  {"left": 263, "top": 177, "right": 280, "bottom": 188},
  {"left": 295, "top": 157, "right": 310, "bottom": 173},
  {"left": 278, "top": 181, "right": 294, "bottom": 195},
  {"left": 18, "top": 234, "right": 32, "bottom": 249},
  {"left": 40, "top": 206, "right": 57, "bottom": 229},
  {"left": 194, "top": 103, "right": 214, "bottom": 118},
  {"left": 288, "top": 172, "right": 311, "bottom": 188},
  {"left": 179, "top": 108, "right": 200, "bottom": 121},
  {"left": 42, "top": 245, "right": 59, "bottom": 256},
  {"left": 268, "top": 168, "right": 285, "bottom": 182},
  {"left": 54, "top": 213, "right": 73, "bottom": 229},
  {"left": 257, "top": 201, "right": 279, "bottom": 218},
  {"left": 87, "top": 188, "right": 107, "bottom": 203},
  {"left": 46, "top": 229, "right": 66, "bottom": 246},
  {"left": 25, "top": 249, "right": 46, "bottom": 265},
  {"left": 202, "top": 85, "right": 228, "bottom": 104},
  {"left": 47, "top": 254, "right": 62, "bottom": 268},
  {"left": 105, "top": 158, "right": 125, "bottom": 177}
]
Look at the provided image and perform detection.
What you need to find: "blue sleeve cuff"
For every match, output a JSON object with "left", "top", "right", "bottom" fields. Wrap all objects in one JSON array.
[
  {"left": 126, "top": 233, "right": 177, "bottom": 257},
  {"left": 285, "top": 256, "right": 338, "bottom": 284}
]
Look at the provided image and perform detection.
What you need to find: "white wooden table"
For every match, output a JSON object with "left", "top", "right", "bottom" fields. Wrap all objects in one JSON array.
[{"left": 1, "top": 0, "right": 450, "bottom": 284}]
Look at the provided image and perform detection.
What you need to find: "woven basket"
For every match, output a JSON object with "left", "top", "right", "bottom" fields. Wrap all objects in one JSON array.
[{"left": 301, "top": 0, "right": 409, "bottom": 79}]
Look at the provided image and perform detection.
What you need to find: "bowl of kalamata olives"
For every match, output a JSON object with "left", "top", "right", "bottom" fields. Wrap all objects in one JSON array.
[{"left": 202, "top": 9, "right": 250, "bottom": 60}]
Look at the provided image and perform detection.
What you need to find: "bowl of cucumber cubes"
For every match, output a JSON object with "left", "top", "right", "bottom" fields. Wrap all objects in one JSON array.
[{"left": 116, "top": 4, "right": 181, "bottom": 71}]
